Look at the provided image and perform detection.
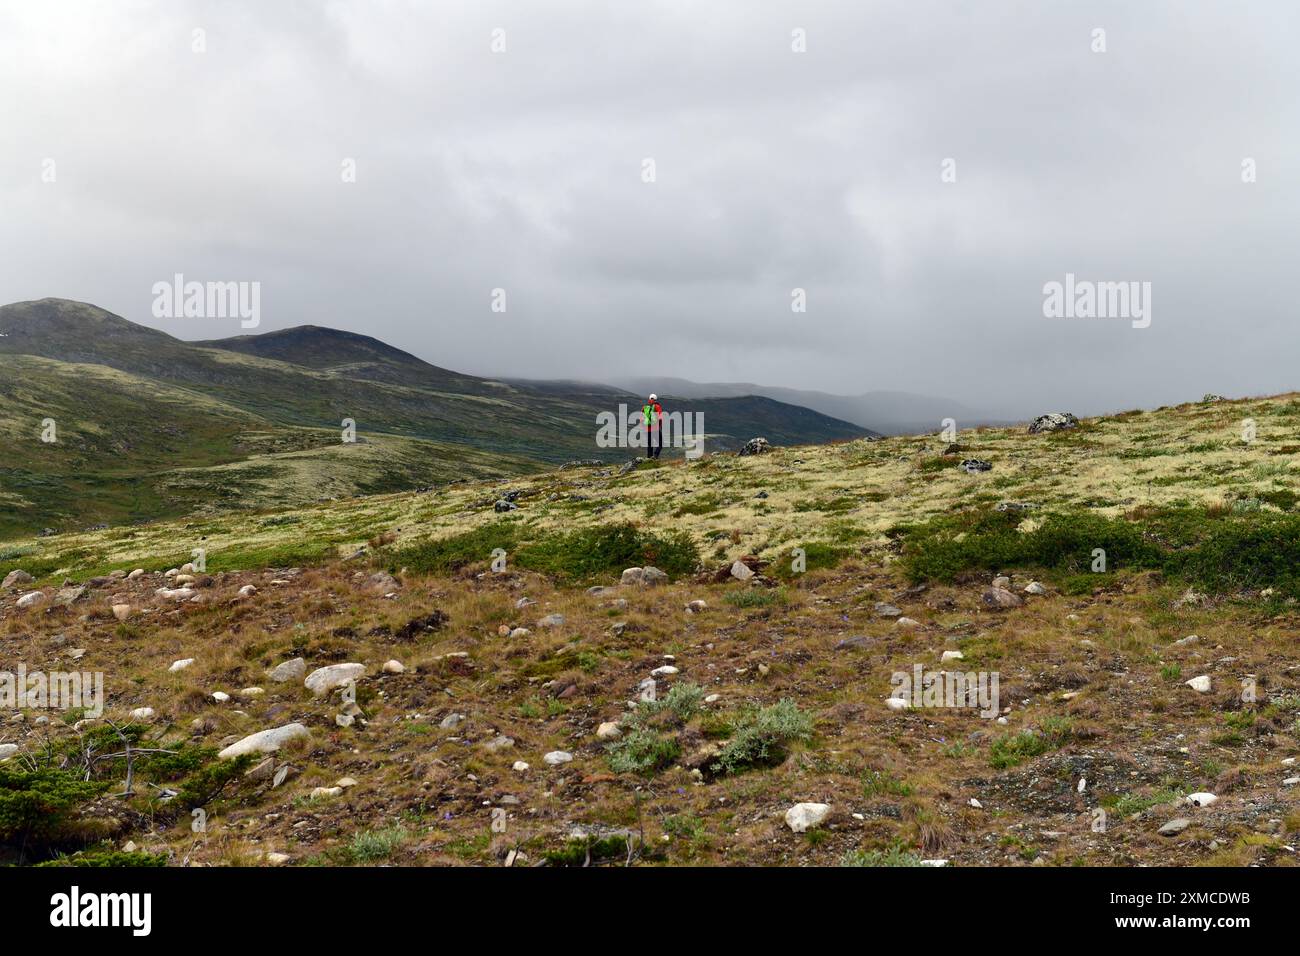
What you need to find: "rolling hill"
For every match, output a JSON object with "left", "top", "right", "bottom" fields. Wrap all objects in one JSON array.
[{"left": 0, "top": 298, "right": 871, "bottom": 537}]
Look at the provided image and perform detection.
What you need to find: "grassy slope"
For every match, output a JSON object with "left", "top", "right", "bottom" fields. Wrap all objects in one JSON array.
[
  {"left": 2, "top": 395, "right": 1298, "bottom": 869},
  {"left": 0, "top": 354, "right": 539, "bottom": 538}
]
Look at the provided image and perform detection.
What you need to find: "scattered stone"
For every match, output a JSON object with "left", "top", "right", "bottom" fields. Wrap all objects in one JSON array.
[
  {"left": 1185, "top": 675, "right": 1212, "bottom": 693},
  {"left": 129, "top": 707, "right": 155, "bottom": 722},
  {"left": 739, "top": 437, "right": 772, "bottom": 456},
  {"left": 961, "top": 459, "right": 992, "bottom": 473},
  {"left": 168, "top": 659, "right": 195, "bottom": 673},
  {"left": 494, "top": 499, "right": 518, "bottom": 512},
  {"left": 365, "top": 571, "right": 400, "bottom": 593},
  {"left": 730, "top": 561, "right": 755, "bottom": 582},
  {"left": 981, "top": 586, "right": 1022, "bottom": 609},
  {"left": 784, "top": 802, "right": 830, "bottom": 833},
  {"left": 127, "top": 569, "right": 145, "bottom": 580},
  {"left": 874, "top": 602, "right": 902, "bottom": 618},
  {"left": 155, "top": 587, "right": 196, "bottom": 601},
  {"left": 544, "top": 750, "right": 573, "bottom": 766},
  {"left": 685, "top": 599, "right": 707, "bottom": 613},
  {"left": 885, "top": 697, "right": 910, "bottom": 712},
  {"left": 895, "top": 617, "right": 920, "bottom": 628},
  {"left": 237, "top": 584, "right": 257, "bottom": 598},
  {"left": 269, "top": 658, "right": 307, "bottom": 683},
  {"left": 1158, "top": 817, "right": 1191, "bottom": 836},
  {"left": 2, "top": 570, "right": 34, "bottom": 589},
  {"left": 483, "top": 735, "right": 515, "bottom": 752},
  {"left": 218, "top": 723, "right": 310, "bottom": 759},
  {"left": 440, "top": 712, "right": 464, "bottom": 729},
  {"left": 212, "top": 691, "right": 230, "bottom": 703},
  {"left": 1028, "top": 412, "right": 1079, "bottom": 434},
  {"left": 266, "top": 852, "right": 290, "bottom": 866},
  {"left": 941, "top": 650, "right": 964, "bottom": 662},
  {"left": 508, "top": 627, "right": 530, "bottom": 638},
  {"left": 0, "top": 744, "right": 19, "bottom": 761},
  {"left": 1023, "top": 581, "right": 1048, "bottom": 595},
  {"left": 304, "top": 663, "right": 366, "bottom": 696},
  {"left": 111, "top": 604, "right": 132, "bottom": 621},
  {"left": 382, "top": 659, "right": 405, "bottom": 674},
  {"left": 992, "top": 576, "right": 1010, "bottom": 588},
  {"left": 641, "top": 566, "right": 668, "bottom": 586},
  {"left": 538, "top": 613, "right": 565, "bottom": 628},
  {"left": 16, "top": 591, "right": 44, "bottom": 609},
  {"left": 597, "top": 721, "right": 622, "bottom": 740},
  {"left": 512, "top": 761, "right": 529, "bottom": 772},
  {"left": 651, "top": 665, "right": 679, "bottom": 677},
  {"left": 310, "top": 787, "right": 342, "bottom": 800},
  {"left": 1185, "top": 792, "right": 1218, "bottom": 808}
]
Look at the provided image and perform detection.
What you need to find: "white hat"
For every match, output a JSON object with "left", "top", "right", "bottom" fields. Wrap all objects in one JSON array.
[{"left": 649, "top": 393, "right": 657, "bottom": 401}]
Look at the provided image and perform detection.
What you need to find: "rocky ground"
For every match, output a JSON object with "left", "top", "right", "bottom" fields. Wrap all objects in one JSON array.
[{"left": 2, "top": 537, "right": 1297, "bottom": 867}]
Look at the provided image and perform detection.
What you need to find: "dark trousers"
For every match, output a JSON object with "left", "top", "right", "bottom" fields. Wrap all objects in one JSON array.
[{"left": 646, "top": 428, "right": 662, "bottom": 458}]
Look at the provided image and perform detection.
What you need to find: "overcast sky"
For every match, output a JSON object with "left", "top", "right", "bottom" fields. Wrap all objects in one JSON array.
[{"left": 2, "top": 0, "right": 1297, "bottom": 418}]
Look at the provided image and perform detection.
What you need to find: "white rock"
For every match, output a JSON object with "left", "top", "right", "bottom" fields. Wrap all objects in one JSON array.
[
  {"left": 127, "top": 569, "right": 145, "bottom": 580},
  {"left": 111, "top": 604, "right": 132, "bottom": 621},
  {"left": 1185, "top": 792, "right": 1218, "bottom": 808},
  {"left": 885, "top": 697, "right": 910, "bottom": 711},
  {"left": 218, "top": 722, "right": 310, "bottom": 759},
  {"left": 16, "top": 591, "right": 44, "bottom": 608},
  {"left": 941, "top": 650, "right": 964, "bottom": 662},
  {"left": 212, "top": 691, "right": 230, "bottom": 703},
  {"left": 155, "top": 587, "right": 196, "bottom": 601},
  {"left": 130, "top": 707, "right": 155, "bottom": 721},
  {"left": 512, "top": 761, "right": 529, "bottom": 772},
  {"left": 968, "top": 798, "right": 982, "bottom": 808},
  {"left": 685, "top": 600, "right": 707, "bottom": 613},
  {"left": 1023, "top": 581, "right": 1048, "bottom": 595},
  {"left": 168, "top": 658, "right": 195, "bottom": 673},
  {"left": 268, "top": 658, "right": 306, "bottom": 683},
  {"left": 238, "top": 687, "right": 264, "bottom": 699},
  {"left": 238, "top": 584, "right": 258, "bottom": 598},
  {"left": 0, "top": 744, "right": 18, "bottom": 761},
  {"left": 596, "top": 721, "right": 622, "bottom": 740},
  {"left": 538, "top": 614, "right": 565, "bottom": 628},
  {"left": 266, "top": 852, "right": 290, "bottom": 866},
  {"left": 784, "top": 802, "right": 831, "bottom": 833},
  {"left": 508, "top": 627, "right": 530, "bottom": 638},
  {"left": 704, "top": 694, "right": 721, "bottom": 703},
  {"left": 620, "top": 567, "right": 644, "bottom": 586},
  {"left": 919, "top": 859, "right": 949, "bottom": 867},
  {"left": 310, "top": 786, "right": 342, "bottom": 800},
  {"left": 1185, "top": 675, "right": 1212, "bottom": 693},
  {"left": 1283, "top": 776, "right": 1300, "bottom": 787},
  {"left": 651, "top": 665, "right": 679, "bottom": 677},
  {"left": 543, "top": 750, "right": 573, "bottom": 766},
  {"left": 304, "top": 662, "right": 366, "bottom": 696},
  {"left": 730, "top": 561, "right": 755, "bottom": 581},
  {"left": 382, "top": 659, "right": 406, "bottom": 674},
  {"left": 895, "top": 617, "right": 920, "bottom": 628}
]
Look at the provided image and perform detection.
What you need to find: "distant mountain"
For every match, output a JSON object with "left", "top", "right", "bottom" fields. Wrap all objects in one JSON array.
[
  {"left": 0, "top": 299, "right": 871, "bottom": 536},
  {"left": 615, "top": 376, "right": 1011, "bottom": 436}
]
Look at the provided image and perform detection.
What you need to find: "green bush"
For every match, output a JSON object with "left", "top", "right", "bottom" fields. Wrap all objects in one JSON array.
[
  {"left": 516, "top": 523, "right": 699, "bottom": 582},
  {"left": 0, "top": 767, "right": 109, "bottom": 860},
  {"left": 896, "top": 505, "right": 1300, "bottom": 598},
  {"left": 606, "top": 726, "right": 680, "bottom": 776},
  {"left": 385, "top": 521, "right": 521, "bottom": 575},
  {"left": 711, "top": 699, "right": 813, "bottom": 775}
]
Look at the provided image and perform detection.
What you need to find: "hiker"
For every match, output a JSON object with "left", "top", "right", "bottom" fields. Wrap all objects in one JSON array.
[{"left": 643, "top": 393, "right": 663, "bottom": 458}]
